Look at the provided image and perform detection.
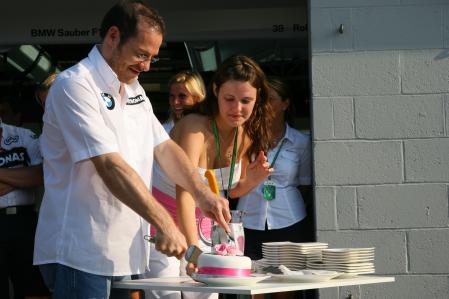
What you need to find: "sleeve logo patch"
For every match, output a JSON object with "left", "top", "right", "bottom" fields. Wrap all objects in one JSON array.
[
  {"left": 100, "top": 92, "right": 115, "bottom": 110},
  {"left": 127, "top": 94, "right": 145, "bottom": 105},
  {"left": 4, "top": 135, "right": 19, "bottom": 145}
]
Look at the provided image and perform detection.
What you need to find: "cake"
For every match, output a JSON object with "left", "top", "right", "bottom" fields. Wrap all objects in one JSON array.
[{"left": 197, "top": 253, "right": 252, "bottom": 277}]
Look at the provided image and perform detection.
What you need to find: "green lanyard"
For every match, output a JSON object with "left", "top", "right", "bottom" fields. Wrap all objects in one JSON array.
[
  {"left": 212, "top": 120, "right": 238, "bottom": 200},
  {"left": 263, "top": 138, "right": 286, "bottom": 201},
  {"left": 269, "top": 138, "right": 286, "bottom": 169}
]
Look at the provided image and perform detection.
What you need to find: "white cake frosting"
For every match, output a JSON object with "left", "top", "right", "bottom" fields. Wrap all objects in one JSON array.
[{"left": 197, "top": 253, "right": 252, "bottom": 277}]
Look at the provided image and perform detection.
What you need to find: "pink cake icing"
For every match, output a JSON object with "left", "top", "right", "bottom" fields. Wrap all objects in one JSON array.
[{"left": 197, "top": 252, "right": 252, "bottom": 277}]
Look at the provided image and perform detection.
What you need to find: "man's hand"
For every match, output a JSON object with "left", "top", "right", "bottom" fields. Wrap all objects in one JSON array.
[
  {"left": 91, "top": 153, "right": 188, "bottom": 258},
  {"left": 0, "top": 182, "right": 14, "bottom": 196},
  {"left": 155, "top": 226, "right": 188, "bottom": 260},
  {"left": 195, "top": 187, "right": 231, "bottom": 233},
  {"left": 155, "top": 140, "right": 232, "bottom": 233}
]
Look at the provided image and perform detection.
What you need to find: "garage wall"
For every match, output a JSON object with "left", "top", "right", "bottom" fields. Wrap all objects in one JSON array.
[{"left": 309, "top": 0, "right": 449, "bottom": 298}]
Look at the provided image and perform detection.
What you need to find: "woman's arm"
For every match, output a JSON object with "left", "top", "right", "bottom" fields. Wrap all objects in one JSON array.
[
  {"left": 229, "top": 151, "right": 271, "bottom": 198},
  {"left": 170, "top": 117, "right": 208, "bottom": 247}
]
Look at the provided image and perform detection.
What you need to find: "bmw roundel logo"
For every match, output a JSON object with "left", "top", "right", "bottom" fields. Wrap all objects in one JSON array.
[{"left": 100, "top": 92, "right": 115, "bottom": 110}]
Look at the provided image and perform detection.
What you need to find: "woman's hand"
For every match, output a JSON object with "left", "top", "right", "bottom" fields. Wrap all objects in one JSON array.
[
  {"left": 245, "top": 151, "right": 272, "bottom": 185},
  {"left": 228, "top": 151, "right": 273, "bottom": 198},
  {"left": 186, "top": 261, "right": 198, "bottom": 276}
]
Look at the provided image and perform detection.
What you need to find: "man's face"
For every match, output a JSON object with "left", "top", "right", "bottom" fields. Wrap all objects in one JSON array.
[{"left": 109, "top": 21, "right": 163, "bottom": 84}]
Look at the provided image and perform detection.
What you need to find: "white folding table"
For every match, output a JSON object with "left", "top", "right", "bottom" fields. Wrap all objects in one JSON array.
[{"left": 113, "top": 275, "right": 394, "bottom": 295}]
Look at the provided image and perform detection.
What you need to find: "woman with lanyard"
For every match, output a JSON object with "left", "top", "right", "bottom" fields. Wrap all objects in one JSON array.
[
  {"left": 170, "top": 55, "right": 274, "bottom": 280},
  {"left": 237, "top": 77, "right": 312, "bottom": 299}
]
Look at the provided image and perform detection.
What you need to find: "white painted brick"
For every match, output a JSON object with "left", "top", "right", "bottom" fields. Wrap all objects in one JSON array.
[
  {"left": 445, "top": 95, "right": 449, "bottom": 135},
  {"left": 336, "top": 187, "right": 358, "bottom": 229},
  {"left": 313, "top": 97, "right": 355, "bottom": 140},
  {"left": 402, "top": 50, "right": 449, "bottom": 94},
  {"left": 334, "top": 98, "right": 355, "bottom": 138},
  {"left": 311, "top": 52, "right": 400, "bottom": 96},
  {"left": 314, "top": 141, "right": 403, "bottom": 185},
  {"left": 310, "top": 8, "right": 333, "bottom": 52},
  {"left": 355, "top": 95, "right": 445, "bottom": 139},
  {"left": 330, "top": 9, "right": 353, "bottom": 51},
  {"left": 312, "top": 98, "right": 333, "bottom": 140},
  {"left": 318, "top": 287, "right": 339, "bottom": 299},
  {"left": 311, "top": 0, "right": 400, "bottom": 8},
  {"left": 315, "top": 187, "right": 337, "bottom": 230},
  {"left": 404, "top": 138, "right": 449, "bottom": 182},
  {"left": 408, "top": 229, "right": 449, "bottom": 273},
  {"left": 310, "top": 8, "right": 353, "bottom": 52},
  {"left": 353, "top": 7, "right": 443, "bottom": 50},
  {"left": 357, "top": 184, "right": 448, "bottom": 229},
  {"left": 340, "top": 286, "right": 360, "bottom": 299},
  {"left": 402, "top": 0, "right": 449, "bottom": 4},
  {"left": 317, "top": 230, "right": 407, "bottom": 274},
  {"left": 445, "top": 6, "right": 449, "bottom": 48},
  {"left": 362, "top": 275, "right": 449, "bottom": 299}
]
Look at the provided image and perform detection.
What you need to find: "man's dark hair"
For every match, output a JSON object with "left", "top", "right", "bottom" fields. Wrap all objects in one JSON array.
[{"left": 100, "top": 0, "right": 166, "bottom": 46}]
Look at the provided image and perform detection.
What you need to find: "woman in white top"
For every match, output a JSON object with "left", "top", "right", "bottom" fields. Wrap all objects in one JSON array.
[
  {"left": 238, "top": 77, "right": 312, "bottom": 299},
  {"left": 171, "top": 55, "right": 274, "bottom": 278}
]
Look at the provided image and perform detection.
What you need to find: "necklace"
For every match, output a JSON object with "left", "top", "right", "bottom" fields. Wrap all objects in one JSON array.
[
  {"left": 214, "top": 122, "right": 237, "bottom": 165},
  {"left": 212, "top": 120, "right": 238, "bottom": 200}
]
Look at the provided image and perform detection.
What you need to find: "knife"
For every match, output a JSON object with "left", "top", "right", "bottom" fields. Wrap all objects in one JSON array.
[
  {"left": 185, "top": 244, "right": 203, "bottom": 265},
  {"left": 147, "top": 235, "right": 203, "bottom": 265},
  {"left": 204, "top": 169, "right": 235, "bottom": 242}
]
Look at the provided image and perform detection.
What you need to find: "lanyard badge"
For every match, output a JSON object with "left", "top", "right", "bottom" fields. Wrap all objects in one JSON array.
[
  {"left": 262, "top": 138, "right": 286, "bottom": 201},
  {"left": 263, "top": 179, "right": 276, "bottom": 201}
]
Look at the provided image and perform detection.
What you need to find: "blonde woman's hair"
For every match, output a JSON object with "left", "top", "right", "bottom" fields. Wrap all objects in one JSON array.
[
  {"left": 37, "top": 72, "right": 58, "bottom": 93},
  {"left": 168, "top": 70, "right": 206, "bottom": 102}
]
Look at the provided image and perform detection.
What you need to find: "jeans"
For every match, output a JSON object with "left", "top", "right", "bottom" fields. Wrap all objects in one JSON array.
[{"left": 39, "top": 263, "right": 133, "bottom": 299}]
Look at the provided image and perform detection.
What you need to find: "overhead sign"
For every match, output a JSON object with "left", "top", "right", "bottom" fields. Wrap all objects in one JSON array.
[{"left": 0, "top": 1, "right": 306, "bottom": 44}]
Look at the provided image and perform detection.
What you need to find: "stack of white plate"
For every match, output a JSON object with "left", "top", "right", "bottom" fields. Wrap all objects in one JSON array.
[
  {"left": 320, "top": 248, "right": 375, "bottom": 276},
  {"left": 261, "top": 242, "right": 328, "bottom": 270},
  {"left": 289, "top": 242, "right": 328, "bottom": 267}
]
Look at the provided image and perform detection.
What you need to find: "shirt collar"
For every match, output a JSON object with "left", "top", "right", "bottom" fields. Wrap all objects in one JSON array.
[
  {"left": 88, "top": 45, "right": 121, "bottom": 94},
  {"left": 283, "top": 123, "right": 294, "bottom": 143}
]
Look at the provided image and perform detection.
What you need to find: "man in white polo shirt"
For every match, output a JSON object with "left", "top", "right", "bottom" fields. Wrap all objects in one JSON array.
[{"left": 33, "top": 1, "right": 230, "bottom": 298}]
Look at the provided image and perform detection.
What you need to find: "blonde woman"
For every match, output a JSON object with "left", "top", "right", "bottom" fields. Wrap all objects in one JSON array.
[
  {"left": 145, "top": 70, "right": 207, "bottom": 299},
  {"left": 163, "top": 70, "right": 206, "bottom": 131},
  {"left": 35, "top": 72, "right": 58, "bottom": 108}
]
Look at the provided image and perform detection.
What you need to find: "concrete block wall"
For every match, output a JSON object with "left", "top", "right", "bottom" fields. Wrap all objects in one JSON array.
[{"left": 310, "top": 0, "right": 449, "bottom": 298}]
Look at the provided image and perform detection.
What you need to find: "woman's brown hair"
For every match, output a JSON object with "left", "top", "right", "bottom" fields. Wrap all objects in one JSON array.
[{"left": 197, "top": 55, "right": 273, "bottom": 159}]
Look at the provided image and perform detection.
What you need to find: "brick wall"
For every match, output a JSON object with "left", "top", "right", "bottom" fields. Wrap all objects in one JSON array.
[{"left": 310, "top": 0, "right": 449, "bottom": 298}]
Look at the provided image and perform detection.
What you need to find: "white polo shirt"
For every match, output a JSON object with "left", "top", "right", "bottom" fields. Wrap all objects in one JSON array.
[
  {"left": 0, "top": 123, "right": 42, "bottom": 208},
  {"left": 34, "top": 46, "right": 169, "bottom": 276}
]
